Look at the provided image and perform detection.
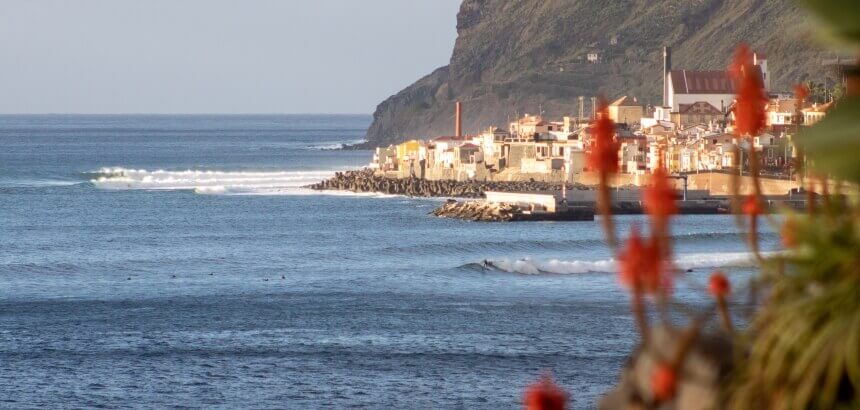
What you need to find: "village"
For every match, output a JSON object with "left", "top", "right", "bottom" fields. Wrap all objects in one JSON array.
[{"left": 368, "top": 47, "right": 835, "bottom": 198}]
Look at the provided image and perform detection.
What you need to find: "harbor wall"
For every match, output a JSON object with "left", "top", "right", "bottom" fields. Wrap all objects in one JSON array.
[
  {"left": 572, "top": 172, "right": 798, "bottom": 196},
  {"left": 385, "top": 164, "right": 798, "bottom": 196}
]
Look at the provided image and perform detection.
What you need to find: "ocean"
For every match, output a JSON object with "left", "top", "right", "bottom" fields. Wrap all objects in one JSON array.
[{"left": 0, "top": 115, "right": 776, "bottom": 408}]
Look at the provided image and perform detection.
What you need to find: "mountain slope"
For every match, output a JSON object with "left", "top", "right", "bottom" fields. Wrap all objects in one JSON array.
[{"left": 365, "top": 0, "right": 831, "bottom": 147}]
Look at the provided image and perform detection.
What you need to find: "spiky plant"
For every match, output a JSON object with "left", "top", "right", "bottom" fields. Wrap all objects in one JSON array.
[
  {"left": 729, "top": 204, "right": 860, "bottom": 409},
  {"left": 727, "top": 2, "right": 860, "bottom": 407}
]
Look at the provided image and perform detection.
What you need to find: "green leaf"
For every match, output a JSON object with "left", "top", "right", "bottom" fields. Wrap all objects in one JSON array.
[
  {"left": 801, "top": 0, "right": 860, "bottom": 45},
  {"left": 795, "top": 97, "right": 860, "bottom": 183}
]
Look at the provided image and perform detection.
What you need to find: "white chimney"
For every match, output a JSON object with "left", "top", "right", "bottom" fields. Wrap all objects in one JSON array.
[
  {"left": 754, "top": 52, "right": 770, "bottom": 92},
  {"left": 663, "top": 46, "right": 672, "bottom": 107}
]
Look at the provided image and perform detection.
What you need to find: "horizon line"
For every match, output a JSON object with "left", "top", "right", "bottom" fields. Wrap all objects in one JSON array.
[{"left": 0, "top": 112, "right": 373, "bottom": 116}]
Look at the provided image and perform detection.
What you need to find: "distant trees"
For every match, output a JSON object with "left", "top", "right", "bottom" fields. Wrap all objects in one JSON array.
[{"left": 804, "top": 78, "right": 845, "bottom": 103}]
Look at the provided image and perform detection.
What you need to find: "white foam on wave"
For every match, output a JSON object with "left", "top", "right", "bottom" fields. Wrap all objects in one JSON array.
[
  {"left": 0, "top": 179, "right": 82, "bottom": 188},
  {"left": 89, "top": 166, "right": 390, "bottom": 197},
  {"left": 487, "top": 251, "right": 775, "bottom": 275},
  {"left": 306, "top": 139, "right": 366, "bottom": 150}
]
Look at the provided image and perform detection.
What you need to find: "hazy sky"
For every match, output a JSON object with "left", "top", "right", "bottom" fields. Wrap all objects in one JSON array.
[{"left": 0, "top": 0, "right": 462, "bottom": 114}]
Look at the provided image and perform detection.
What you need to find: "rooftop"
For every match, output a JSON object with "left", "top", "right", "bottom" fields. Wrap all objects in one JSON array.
[
  {"left": 678, "top": 101, "right": 723, "bottom": 115},
  {"left": 802, "top": 101, "right": 835, "bottom": 113},
  {"left": 669, "top": 67, "right": 762, "bottom": 95},
  {"left": 609, "top": 95, "right": 641, "bottom": 107}
]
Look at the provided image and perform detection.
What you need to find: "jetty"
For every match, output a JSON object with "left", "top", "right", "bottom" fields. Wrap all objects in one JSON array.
[
  {"left": 308, "top": 169, "right": 591, "bottom": 198},
  {"left": 311, "top": 169, "right": 812, "bottom": 222},
  {"left": 432, "top": 197, "right": 594, "bottom": 222}
]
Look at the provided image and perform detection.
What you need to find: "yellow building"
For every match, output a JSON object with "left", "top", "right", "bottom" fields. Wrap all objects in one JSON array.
[
  {"left": 607, "top": 96, "right": 644, "bottom": 125},
  {"left": 396, "top": 140, "right": 422, "bottom": 162}
]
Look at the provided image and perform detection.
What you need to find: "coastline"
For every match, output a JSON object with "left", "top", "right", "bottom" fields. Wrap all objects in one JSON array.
[
  {"left": 310, "top": 169, "right": 808, "bottom": 222},
  {"left": 307, "top": 168, "right": 595, "bottom": 198}
]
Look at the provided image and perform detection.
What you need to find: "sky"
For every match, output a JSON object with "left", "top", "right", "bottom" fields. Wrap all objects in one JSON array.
[{"left": 0, "top": 0, "right": 462, "bottom": 114}]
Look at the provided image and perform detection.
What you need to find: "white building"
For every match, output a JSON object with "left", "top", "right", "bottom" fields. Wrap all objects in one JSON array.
[
  {"left": 664, "top": 50, "right": 767, "bottom": 112},
  {"left": 666, "top": 69, "right": 743, "bottom": 113},
  {"left": 645, "top": 46, "right": 768, "bottom": 129}
]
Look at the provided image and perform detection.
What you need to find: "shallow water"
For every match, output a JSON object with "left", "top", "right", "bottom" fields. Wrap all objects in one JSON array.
[{"left": 0, "top": 115, "right": 776, "bottom": 408}]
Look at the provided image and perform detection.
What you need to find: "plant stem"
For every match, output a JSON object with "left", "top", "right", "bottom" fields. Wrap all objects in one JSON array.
[
  {"left": 598, "top": 172, "right": 617, "bottom": 250},
  {"left": 671, "top": 319, "right": 702, "bottom": 368},
  {"left": 716, "top": 297, "right": 734, "bottom": 333},
  {"left": 749, "top": 214, "right": 762, "bottom": 262},
  {"left": 807, "top": 178, "right": 816, "bottom": 215},
  {"left": 632, "top": 289, "right": 649, "bottom": 342}
]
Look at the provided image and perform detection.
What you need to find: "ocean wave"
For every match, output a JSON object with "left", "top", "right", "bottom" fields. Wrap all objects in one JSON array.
[
  {"left": 383, "top": 238, "right": 606, "bottom": 256},
  {"left": 3, "top": 262, "right": 83, "bottom": 274},
  {"left": 381, "top": 232, "right": 777, "bottom": 257},
  {"left": 0, "top": 178, "right": 83, "bottom": 188},
  {"left": 305, "top": 139, "right": 365, "bottom": 150},
  {"left": 474, "top": 251, "right": 774, "bottom": 275},
  {"left": 88, "top": 167, "right": 365, "bottom": 196}
]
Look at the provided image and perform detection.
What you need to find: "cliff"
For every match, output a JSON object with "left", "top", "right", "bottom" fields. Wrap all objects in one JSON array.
[{"left": 364, "top": 0, "right": 831, "bottom": 147}]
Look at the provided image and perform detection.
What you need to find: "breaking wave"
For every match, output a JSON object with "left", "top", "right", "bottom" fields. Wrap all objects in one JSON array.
[
  {"left": 474, "top": 251, "right": 774, "bottom": 275},
  {"left": 0, "top": 178, "right": 83, "bottom": 188},
  {"left": 306, "top": 139, "right": 366, "bottom": 150},
  {"left": 88, "top": 167, "right": 389, "bottom": 197}
]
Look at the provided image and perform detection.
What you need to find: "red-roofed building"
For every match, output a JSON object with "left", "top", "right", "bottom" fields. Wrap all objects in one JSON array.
[
  {"left": 665, "top": 59, "right": 766, "bottom": 112},
  {"left": 666, "top": 69, "right": 755, "bottom": 113}
]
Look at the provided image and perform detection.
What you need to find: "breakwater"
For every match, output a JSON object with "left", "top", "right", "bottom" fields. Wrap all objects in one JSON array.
[
  {"left": 308, "top": 169, "right": 591, "bottom": 198},
  {"left": 431, "top": 200, "right": 524, "bottom": 222},
  {"left": 432, "top": 200, "right": 595, "bottom": 222}
]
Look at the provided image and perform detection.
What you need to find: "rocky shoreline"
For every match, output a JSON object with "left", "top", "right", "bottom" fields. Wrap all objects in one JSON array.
[
  {"left": 307, "top": 169, "right": 788, "bottom": 222},
  {"left": 431, "top": 199, "right": 524, "bottom": 222},
  {"left": 431, "top": 199, "right": 596, "bottom": 222},
  {"left": 308, "top": 169, "right": 591, "bottom": 198}
]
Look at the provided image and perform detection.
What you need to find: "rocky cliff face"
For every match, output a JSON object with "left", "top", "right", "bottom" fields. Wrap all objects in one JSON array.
[{"left": 364, "top": 0, "right": 830, "bottom": 147}]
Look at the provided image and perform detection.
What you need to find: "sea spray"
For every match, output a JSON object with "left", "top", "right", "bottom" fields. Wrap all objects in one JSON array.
[
  {"left": 480, "top": 252, "right": 775, "bottom": 275},
  {"left": 90, "top": 167, "right": 340, "bottom": 195}
]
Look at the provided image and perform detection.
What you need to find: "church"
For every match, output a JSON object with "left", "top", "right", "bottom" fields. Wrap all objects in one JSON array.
[{"left": 644, "top": 47, "right": 769, "bottom": 128}]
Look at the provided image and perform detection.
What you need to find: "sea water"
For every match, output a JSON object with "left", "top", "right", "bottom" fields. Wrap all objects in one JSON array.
[{"left": 0, "top": 115, "right": 777, "bottom": 408}]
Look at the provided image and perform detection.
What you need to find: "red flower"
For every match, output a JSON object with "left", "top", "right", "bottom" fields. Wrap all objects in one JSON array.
[
  {"left": 708, "top": 271, "right": 730, "bottom": 298},
  {"left": 524, "top": 375, "right": 567, "bottom": 410},
  {"left": 793, "top": 83, "right": 810, "bottom": 115},
  {"left": 742, "top": 195, "right": 762, "bottom": 216},
  {"left": 587, "top": 99, "right": 620, "bottom": 175},
  {"left": 651, "top": 364, "right": 677, "bottom": 402},
  {"left": 643, "top": 167, "right": 677, "bottom": 227},
  {"left": 729, "top": 44, "right": 767, "bottom": 137},
  {"left": 618, "top": 227, "right": 669, "bottom": 295},
  {"left": 794, "top": 83, "right": 809, "bottom": 103}
]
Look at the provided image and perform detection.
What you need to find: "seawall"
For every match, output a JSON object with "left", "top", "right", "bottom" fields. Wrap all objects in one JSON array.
[{"left": 308, "top": 169, "right": 592, "bottom": 198}]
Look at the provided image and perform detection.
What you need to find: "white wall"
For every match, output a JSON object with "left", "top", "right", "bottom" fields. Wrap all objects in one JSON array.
[
  {"left": 670, "top": 93, "right": 733, "bottom": 112},
  {"left": 484, "top": 191, "right": 557, "bottom": 212}
]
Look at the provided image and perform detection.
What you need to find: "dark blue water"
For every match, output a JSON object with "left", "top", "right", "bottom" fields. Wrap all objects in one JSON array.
[{"left": 0, "top": 115, "right": 775, "bottom": 408}]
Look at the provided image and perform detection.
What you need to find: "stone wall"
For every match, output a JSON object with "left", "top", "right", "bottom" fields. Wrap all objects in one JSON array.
[
  {"left": 575, "top": 171, "right": 800, "bottom": 196},
  {"left": 684, "top": 173, "right": 797, "bottom": 196},
  {"left": 383, "top": 165, "right": 805, "bottom": 196}
]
